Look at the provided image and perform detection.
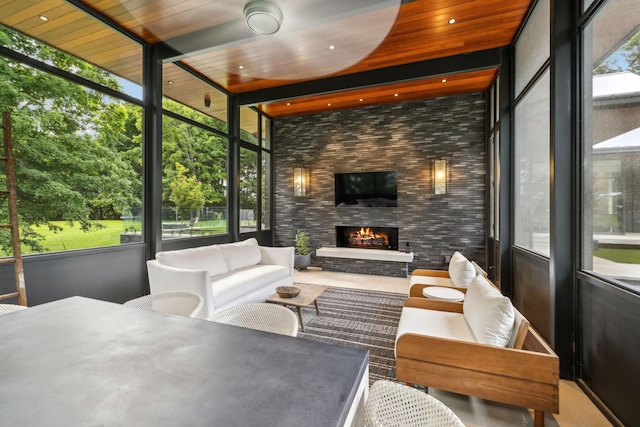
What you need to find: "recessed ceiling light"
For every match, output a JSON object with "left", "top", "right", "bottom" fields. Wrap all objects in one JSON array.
[
  {"left": 239, "top": 65, "right": 244, "bottom": 69},
  {"left": 168, "top": 80, "right": 174, "bottom": 85},
  {"left": 39, "top": 15, "right": 49, "bottom": 21},
  {"left": 286, "top": 102, "right": 291, "bottom": 106},
  {"left": 448, "top": 18, "right": 456, "bottom": 24},
  {"left": 359, "top": 99, "right": 363, "bottom": 102},
  {"left": 329, "top": 45, "right": 335, "bottom": 50},
  {"left": 327, "top": 103, "right": 332, "bottom": 106},
  {"left": 442, "top": 79, "right": 447, "bottom": 83},
  {"left": 394, "top": 93, "right": 398, "bottom": 97}
]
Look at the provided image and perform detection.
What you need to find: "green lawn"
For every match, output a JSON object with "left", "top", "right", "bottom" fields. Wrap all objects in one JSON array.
[
  {"left": 24, "top": 220, "right": 136, "bottom": 253},
  {"left": 15, "top": 220, "right": 226, "bottom": 254},
  {"left": 594, "top": 248, "right": 640, "bottom": 264}
]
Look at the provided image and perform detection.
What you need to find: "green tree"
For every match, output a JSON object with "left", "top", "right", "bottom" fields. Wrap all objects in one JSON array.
[
  {"left": 0, "top": 27, "right": 142, "bottom": 253},
  {"left": 169, "top": 163, "right": 206, "bottom": 220},
  {"left": 594, "top": 29, "right": 640, "bottom": 75},
  {"left": 162, "top": 103, "right": 227, "bottom": 210},
  {"left": 239, "top": 147, "right": 258, "bottom": 225}
]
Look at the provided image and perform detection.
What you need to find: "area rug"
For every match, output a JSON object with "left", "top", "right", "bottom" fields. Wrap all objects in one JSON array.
[{"left": 296, "top": 286, "right": 407, "bottom": 385}]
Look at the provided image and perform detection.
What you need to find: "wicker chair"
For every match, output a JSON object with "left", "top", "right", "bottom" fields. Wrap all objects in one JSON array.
[
  {"left": 0, "top": 304, "right": 28, "bottom": 315},
  {"left": 364, "top": 380, "right": 465, "bottom": 427},
  {"left": 124, "top": 291, "right": 204, "bottom": 318},
  {"left": 208, "top": 303, "right": 299, "bottom": 337}
]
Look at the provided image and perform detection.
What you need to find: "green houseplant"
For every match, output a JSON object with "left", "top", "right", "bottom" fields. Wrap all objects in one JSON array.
[{"left": 294, "top": 229, "right": 311, "bottom": 271}]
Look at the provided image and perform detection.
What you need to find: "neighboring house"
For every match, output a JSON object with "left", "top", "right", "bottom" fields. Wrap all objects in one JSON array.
[{"left": 591, "top": 72, "right": 640, "bottom": 234}]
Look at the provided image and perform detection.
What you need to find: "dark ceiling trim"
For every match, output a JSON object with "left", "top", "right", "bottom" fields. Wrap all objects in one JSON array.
[
  {"left": 0, "top": 45, "right": 145, "bottom": 108},
  {"left": 237, "top": 47, "right": 503, "bottom": 106}
]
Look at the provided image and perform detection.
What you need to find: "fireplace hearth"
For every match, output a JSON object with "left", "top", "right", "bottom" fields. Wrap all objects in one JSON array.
[{"left": 336, "top": 226, "right": 399, "bottom": 251}]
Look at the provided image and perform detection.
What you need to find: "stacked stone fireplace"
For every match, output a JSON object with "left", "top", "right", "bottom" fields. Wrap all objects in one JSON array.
[{"left": 314, "top": 225, "right": 410, "bottom": 278}]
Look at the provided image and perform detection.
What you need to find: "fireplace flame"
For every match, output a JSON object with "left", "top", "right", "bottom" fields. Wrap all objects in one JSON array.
[{"left": 349, "top": 227, "right": 389, "bottom": 248}]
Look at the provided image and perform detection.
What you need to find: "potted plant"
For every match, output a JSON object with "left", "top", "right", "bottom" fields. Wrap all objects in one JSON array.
[{"left": 294, "top": 229, "right": 312, "bottom": 271}]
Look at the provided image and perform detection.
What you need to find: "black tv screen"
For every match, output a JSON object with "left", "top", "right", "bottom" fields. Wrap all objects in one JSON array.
[{"left": 335, "top": 171, "right": 398, "bottom": 207}]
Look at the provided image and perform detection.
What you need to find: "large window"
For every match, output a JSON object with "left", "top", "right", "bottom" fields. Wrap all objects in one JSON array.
[
  {"left": 514, "top": 71, "right": 551, "bottom": 256},
  {"left": 582, "top": 0, "right": 640, "bottom": 287},
  {"left": 513, "top": 0, "right": 551, "bottom": 257},
  {"left": 240, "top": 147, "right": 258, "bottom": 232},
  {"left": 0, "top": 26, "right": 143, "bottom": 255},
  {"left": 161, "top": 111, "right": 228, "bottom": 240},
  {"left": 239, "top": 107, "right": 272, "bottom": 234}
]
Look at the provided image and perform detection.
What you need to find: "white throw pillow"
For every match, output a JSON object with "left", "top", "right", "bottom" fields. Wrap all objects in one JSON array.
[
  {"left": 156, "top": 245, "right": 229, "bottom": 277},
  {"left": 220, "top": 237, "right": 262, "bottom": 271},
  {"left": 463, "top": 275, "right": 515, "bottom": 347},
  {"left": 448, "top": 251, "right": 476, "bottom": 287}
]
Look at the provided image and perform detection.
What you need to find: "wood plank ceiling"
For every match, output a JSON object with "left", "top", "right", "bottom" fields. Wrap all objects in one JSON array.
[{"left": 0, "top": 0, "right": 533, "bottom": 121}]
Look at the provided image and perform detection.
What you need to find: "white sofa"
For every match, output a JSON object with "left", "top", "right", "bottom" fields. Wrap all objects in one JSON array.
[{"left": 146, "top": 238, "right": 294, "bottom": 319}]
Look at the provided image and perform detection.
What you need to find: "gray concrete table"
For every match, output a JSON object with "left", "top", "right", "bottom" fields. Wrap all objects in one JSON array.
[{"left": 0, "top": 296, "right": 369, "bottom": 427}]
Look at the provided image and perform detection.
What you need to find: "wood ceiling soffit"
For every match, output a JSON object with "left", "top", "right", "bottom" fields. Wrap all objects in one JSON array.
[{"left": 261, "top": 69, "right": 497, "bottom": 118}]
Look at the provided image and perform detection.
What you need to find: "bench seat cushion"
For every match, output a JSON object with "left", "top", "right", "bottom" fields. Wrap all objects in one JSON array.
[
  {"left": 395, "top": 307, "right": 475, "bottom": 357},
  {"left": 212, "top": 264, "right": 289, "bottom": 308}
]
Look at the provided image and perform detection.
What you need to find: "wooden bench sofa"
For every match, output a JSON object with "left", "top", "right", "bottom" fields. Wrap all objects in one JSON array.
[{"left": 396, "top": 277, "right": 559, "bottom": 427}]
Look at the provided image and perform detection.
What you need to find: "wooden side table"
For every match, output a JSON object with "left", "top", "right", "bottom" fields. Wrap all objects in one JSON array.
[{"left": 266, "top": 283, "right": 329, "bottom": 332}]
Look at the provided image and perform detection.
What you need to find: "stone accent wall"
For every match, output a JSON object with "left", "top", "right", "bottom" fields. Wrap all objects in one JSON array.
[
  {"left": 320, "top": 258, "right": 409, "bottom": 278},
  {"left": 274, "top": 93, "right": 487, "bottom": 274}
]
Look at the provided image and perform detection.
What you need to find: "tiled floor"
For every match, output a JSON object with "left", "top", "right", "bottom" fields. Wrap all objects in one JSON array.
[{"left": 293, "top": 268, "right": 613, "bottom": 427}]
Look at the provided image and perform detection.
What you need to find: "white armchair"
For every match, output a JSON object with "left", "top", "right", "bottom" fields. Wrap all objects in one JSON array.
[
  {"left": 209, "top": 303, "right": 299, "bottom": 337},
  {"left": 124, "top": 290, "right": 205, "bottom": 318},
  {"left": 146, "top": 260, "right": 213, "bottom": 319},
  {"left": 0, "top": 304, "right": 28, "bottom": 315},
  {"left": 364, "top": 380, "right": 465, "bottom": 427}
]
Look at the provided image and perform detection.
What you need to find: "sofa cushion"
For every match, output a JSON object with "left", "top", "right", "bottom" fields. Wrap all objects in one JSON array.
[
  {"left": 448, "top": 252, "right": 476, "bottom": 287},
  {"left": 463, "top": 275, "right": 515, "bottom": 347},
  {"left": 220, "top": 238, "right": 262, "bottom": 271},
  {"left": 156, "top": 245, "right": 229, "bottom": 277},
  {"left": 212, "top": 264, "right": 289, "bottom": 307},
  {"left": 395, "top": 307, "right": 475, "bottom": 357}
]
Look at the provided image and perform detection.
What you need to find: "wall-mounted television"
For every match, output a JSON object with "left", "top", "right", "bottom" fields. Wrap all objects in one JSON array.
[{"left": 335, "top": 171, "right": 398, "bottom": 207}]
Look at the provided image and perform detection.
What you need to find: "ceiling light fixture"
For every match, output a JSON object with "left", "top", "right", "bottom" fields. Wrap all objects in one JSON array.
[
  {"left": 168, "top": 80, "right": 174, "bottom": 85},
  {"left": 329, "top": 45, "right": 335, "bottom": 50},
  {"left": 244, "top": 0, "right": 283, "bottom": 35},
  {"left": 39, "top": 15, "right": 49, "bottom": 21},
  {"left": 442, "top": 79, "right": 447, "bottom": 82},
  {"left": 448, "top": 18, "right": 456, "bottom": 24},
  {"left": 239, "top": 65, "right": 244, "bottom": 69}
]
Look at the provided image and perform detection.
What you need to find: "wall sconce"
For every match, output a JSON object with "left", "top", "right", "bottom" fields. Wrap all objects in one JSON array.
[
  {"left": 434, "top": 159, "right": 447, "bottom": 194},
  {"left": 293, "top": 167, "right": 309, "bottom": 197}
]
